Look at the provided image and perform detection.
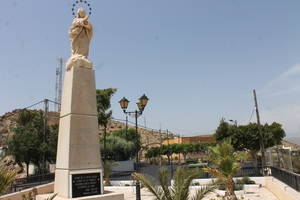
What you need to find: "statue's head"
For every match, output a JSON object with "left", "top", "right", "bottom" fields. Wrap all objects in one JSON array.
[{"left": 77, "top": 8, "right": 86, "bottom": 18}]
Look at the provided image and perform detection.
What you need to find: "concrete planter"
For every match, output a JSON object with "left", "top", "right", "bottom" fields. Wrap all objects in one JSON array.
[
  {"left": 109, "top": 180, "right": 135, "bottom": 186},
  {"left": 214, "top": 189, "right": 244, "bottom": 196},
  {"left": 243, "top": 184, "right": 260, "bottom": 193}
]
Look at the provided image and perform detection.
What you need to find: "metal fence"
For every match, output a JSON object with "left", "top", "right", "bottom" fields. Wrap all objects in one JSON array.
[
  {"left": 270, "top": 167, "right": 300, "bottom": 192},
  {"left": 9, "top": 173, "right": 54, "bottom": 193},
  {"left": 236, "top": 167, "right": 263, "bottom": 177},
  {"left": 6, "top": 166, "right": 300, "bottom": 194}
]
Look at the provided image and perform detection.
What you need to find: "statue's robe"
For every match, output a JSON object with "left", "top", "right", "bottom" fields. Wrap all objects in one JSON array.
[
  {"left": 66, "top": 16, "right": 93, "bottom": 70},
  {"left": 69, "top": 18, "right": 93, "bottom": 57}
]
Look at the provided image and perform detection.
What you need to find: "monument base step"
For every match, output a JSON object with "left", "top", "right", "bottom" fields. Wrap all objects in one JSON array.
[{"left": 36, "top": 192, "right": 124, "bottom": 200}]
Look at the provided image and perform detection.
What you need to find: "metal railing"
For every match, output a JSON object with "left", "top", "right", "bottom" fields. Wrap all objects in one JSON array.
[
  {"left": 270, "top": 167, "right": 300, "bottom": 192},
  {"left": 9, "top": 173, "right": 54, "bottom": 193},
  {"left": 236, "top": 167, "right": 264, "bottom": 177}
]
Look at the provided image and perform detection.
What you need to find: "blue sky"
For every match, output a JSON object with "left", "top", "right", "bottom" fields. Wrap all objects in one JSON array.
[{"left": 1, "top": 0, "right": 300, "bottom": 137}]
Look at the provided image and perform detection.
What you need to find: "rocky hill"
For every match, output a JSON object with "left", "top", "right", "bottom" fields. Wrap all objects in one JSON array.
[
  {"left": 286, "top": 137, "right": 300, "bottom": 146},
  {"left": 0, "top": 110, "right": 172, "bottom": 148},
  {"left": 0, "top": 110, "right": 19, "bottom": 146}
]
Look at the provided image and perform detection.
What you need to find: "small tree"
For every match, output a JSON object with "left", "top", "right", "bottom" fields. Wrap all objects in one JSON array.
[
  {"left": 110, "top": 128, "right": 140, "bottom": 156},
  {"left": 103, "top": 160, "right": 119, "bottom": 186},
  {"left": 215, "top": 120, "right": 285, "bottom": 167},
  {"left": 96, "top": 88, "right": 117, "bottom": 159},
  {"left": 100, "top": 135, "right": 135, "bottom": 161},
  {"left": 204, "top": 140, "right": 247, "bottom": 200},
  {"left": 7, "top": 109, "right": 58, "bottom": 176},
  {"left": 132, "top": 167, "right": 216, "bottom": 200}
]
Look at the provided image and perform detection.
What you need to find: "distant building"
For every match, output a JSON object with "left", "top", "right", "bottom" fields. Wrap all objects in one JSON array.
[
  {"left": 162, "top": 135, "right": 215, "bottom": 145},
  {"left": 161, "top": 135, "right": 216, "bottom": 163}
]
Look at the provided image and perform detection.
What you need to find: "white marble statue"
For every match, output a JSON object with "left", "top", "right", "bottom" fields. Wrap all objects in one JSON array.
[{"left": 66, "top": 8, "right": 93, "bottom": 70}]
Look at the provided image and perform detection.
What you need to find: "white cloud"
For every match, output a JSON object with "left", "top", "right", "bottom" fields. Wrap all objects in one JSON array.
[
  {"left": 260, "top": 104, "right": 300, "bottom": 137},
  {"left": 260, "top": 64, "right": 300, "bottom": 97},
  {"left": 256, "top": 64, "right": 300, "bottom": 137}
]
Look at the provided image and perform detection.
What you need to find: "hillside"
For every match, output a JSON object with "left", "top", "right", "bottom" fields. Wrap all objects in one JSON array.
[
  {"left": 281, "top": 140, "right": 300, "bottom": 151},
  {"left": 0, "top": 110, "right": 19, "bottom": 146},
  {"left": 0, "top": 110, "right": 172, "bottom": 148},
  {"left": 286, "top": 137, "right": 300, "bottom": 146}
]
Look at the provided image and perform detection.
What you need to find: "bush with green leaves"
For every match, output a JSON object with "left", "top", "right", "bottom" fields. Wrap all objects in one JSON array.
[
  {"left": 215, "top": 119, "right": 285, "bottom": 167},
  {"left": 7, "top": 109, "right": 58, "bottom": 176},
  {"left": 239, "top": 177, "right": 255, "bottom": 185},
  {"left": 100, "top": 128, "right": 140, "bottom": 161},
  {"left": 145, "top": 143, "right": 212, "bottom": 163},
  {"left": 100, "top": 135, "right": 135, "bottom": 161}
]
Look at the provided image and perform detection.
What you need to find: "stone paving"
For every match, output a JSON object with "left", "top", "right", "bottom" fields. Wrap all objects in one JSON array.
[{"left": 105, "top": 186, "right": 279, "bottom": 200}]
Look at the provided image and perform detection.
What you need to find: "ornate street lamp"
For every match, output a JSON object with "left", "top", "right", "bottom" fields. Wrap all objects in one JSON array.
[
  {"left": 119, "top": 97, "right": 129, "bottom": 111},
  {"left": 119, "top": 94, "right": 149, "bottom": 200}
]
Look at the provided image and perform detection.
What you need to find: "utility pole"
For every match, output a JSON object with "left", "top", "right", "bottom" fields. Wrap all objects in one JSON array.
[
  {"left": 167, "top": 129, "right": 174, "bottom": 177},
  {"left": 43, "top": 98, "right": 49, "bottom": 173},
  {"left": 159, "top": 128, "right": 162, "bottom": 166},
  {"left": 167, "top": 129, "right": 170, "bottom": 145},
  {"left": 55, "top": 58, "right": 63, "bottom": 112},
  {"left": 253, "top": 89, "right": 266, "bottom": 175},
  {"left": 178, "top": 134, "right": 181, "bottom": 164}
]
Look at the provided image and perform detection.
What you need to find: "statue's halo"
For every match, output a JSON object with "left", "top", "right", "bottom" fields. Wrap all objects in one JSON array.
[{"left": 71, "top": 0, "right": 92, "bottom": 17}]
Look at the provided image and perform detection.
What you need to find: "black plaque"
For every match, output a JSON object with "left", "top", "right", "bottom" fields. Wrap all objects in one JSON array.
[{"left": 72, "top": 173, "right": 101, "bottom": 198}]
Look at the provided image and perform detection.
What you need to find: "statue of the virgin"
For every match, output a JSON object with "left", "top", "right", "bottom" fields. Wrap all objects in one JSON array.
[{"left": 66, "top": 8, "right": 93, "bottom": 70}]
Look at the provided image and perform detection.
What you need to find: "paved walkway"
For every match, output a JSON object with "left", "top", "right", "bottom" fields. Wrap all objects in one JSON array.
[{"left": 105, "top": 186, "right": 279, "bottom": 200}]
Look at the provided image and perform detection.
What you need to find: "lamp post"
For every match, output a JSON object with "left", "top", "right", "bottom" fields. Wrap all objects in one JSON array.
[{"left": 119, "top": 94, "right": 149, "bottom": 200}]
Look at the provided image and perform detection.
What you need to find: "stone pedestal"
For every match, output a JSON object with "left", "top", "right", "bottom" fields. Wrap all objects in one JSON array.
[{"left": 45, "top": 66, "right": 123, "bottom": 200}]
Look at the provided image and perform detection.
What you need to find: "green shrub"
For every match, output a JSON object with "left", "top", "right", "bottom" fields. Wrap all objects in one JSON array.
[
  {"left": 235, "top": 178, "right": 243, "bottom": 185},
  {"left": 217, "top": 179, "right": 244, "bottom": 191},
  {"left": 235, "top": 177, "right": 255, "bottom": 185},
  {"left": 234, "top": 184, "right": 244, "bottom": 191},
  {"left": 242, "top": 176, "right": 255, "bottom": 184}
]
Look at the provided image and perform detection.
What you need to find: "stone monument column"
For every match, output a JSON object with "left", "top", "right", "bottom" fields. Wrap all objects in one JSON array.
[
  {"left": 37, "top": 7, "right": 123, "bottom": 200},
  {"left": 54, "top": 65, "right": 103, "bottom": 198},
  {"left": 53, "top": 8, "right": 104, "bottom": 198}
]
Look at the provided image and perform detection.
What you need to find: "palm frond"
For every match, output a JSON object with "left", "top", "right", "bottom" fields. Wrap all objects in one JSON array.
[
  {"left": 132, "top": 172, "right": 164, "bottom": 200},
  {"left": 171, "top": 168, "right": 185, "bottom": 199},
  {"left": 158, "top": 169, "right": 172, "bottom": 200},
  {"left": 0, "top": 166, "right": 17, "bottom": 195},
  {"left": 203, "top": 168, "right": 226, "bottom": 180},
  {"left": 191, "top": 183, "right": 216, "bottom": 200},
  {"left": 46, "top": 193, "right": 58, "bottom": 200},
  {"left": 177, "top": 169, "right": 200, "bottom": 200}
]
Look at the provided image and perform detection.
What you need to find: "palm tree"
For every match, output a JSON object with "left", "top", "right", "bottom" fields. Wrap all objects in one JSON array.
[
  {"left": 103, "top": 160, "right": 119, "bottom": 186},
  {"left": 132, "top": 167, "right": 216, "bottom": 200},
  {"left": 0, "top": 166, "right": 17, "bottom": 195},
  {"left": 203, "top": 140, "right": 247, "bottom": 200}
]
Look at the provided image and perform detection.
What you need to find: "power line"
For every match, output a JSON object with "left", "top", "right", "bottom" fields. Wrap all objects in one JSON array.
[
  {"left": 23, "top": 100, "right": 45, "bottom": 110},
  {"left": 0, "top": 99, "right": 60, "bottom": 119},
  {"left": 111, "top": 117, "right": 176, "bottom": 136},
  {"left": 248, "top": 106, "right": 255, "bottom": 123}
]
